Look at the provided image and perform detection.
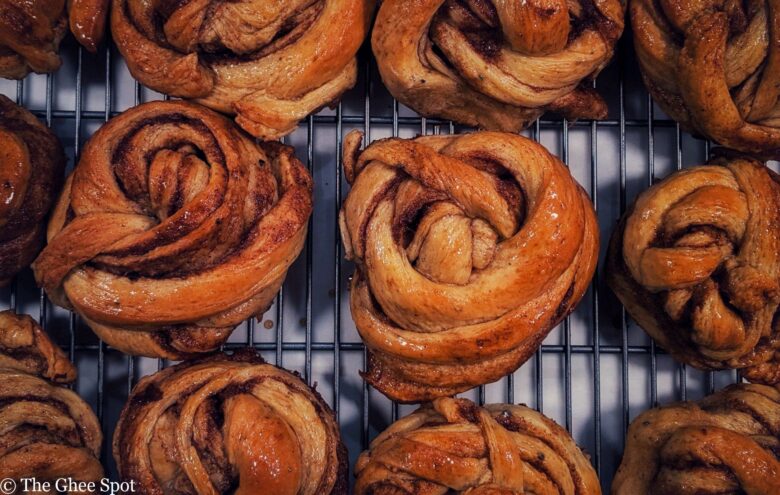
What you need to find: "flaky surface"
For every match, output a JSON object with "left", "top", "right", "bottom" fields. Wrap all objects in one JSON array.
[
  {"left": 114, "top": 350, "right": 347, "bottom": 495},
  {"left": 631, "top": 0, "right": 780, "bottom": 158},
  {"left": 372, "top": 0, "right": 624, "bottom": 131},
  {"left": 0, "top": 0, "right": 107, "bottom": 79},
  {"left": 111, "top": 0, "right": 373, "bottom": 140},
  {"left": 0, "top": 95, "right": 64, "bottom": 285},
  {"left": 340, "top": 131, "right": 599, "bottom": 402},
  {"left": 606, "top": 156, "right": 780, "bottom": 383},
  {"left": 355, "top": 397, "right": 601, "bottom": 494},
  {"left": 32, "top": 101, "right": 312, "bottom": 359},
  {"left": 0, "top": 310, "right": 76, "bottom": 383},
  {"left": 0, "top": 321, "right": 103, "bottom": 491},
  {"left": 612, "top": 383, "right": 780, "bottom": 494}
]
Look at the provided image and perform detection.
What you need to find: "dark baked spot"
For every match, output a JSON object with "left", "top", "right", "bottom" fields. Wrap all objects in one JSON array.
[
  {"left": 130, "top": 382, "right": 164, "bottom": 407},
  {"left": 552, "top": 282, "right": 576, "bottom": 323}
]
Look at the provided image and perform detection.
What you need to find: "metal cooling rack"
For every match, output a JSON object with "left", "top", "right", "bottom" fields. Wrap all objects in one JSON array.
[{"left": 2, "top": 32, "right": 774, "bottom": 492}]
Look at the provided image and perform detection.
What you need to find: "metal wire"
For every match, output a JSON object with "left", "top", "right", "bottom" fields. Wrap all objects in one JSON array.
[{"left": 0, "top": 33, "right": 751, "bottom": 490}]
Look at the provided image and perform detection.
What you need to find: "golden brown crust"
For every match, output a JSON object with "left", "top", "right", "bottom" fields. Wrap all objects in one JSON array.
[
  {"left": 0, "top": 334, "right": 103, "bottom": 489},
  {"left": 340, "top": 130, "right": 599, "bottom": 402},
  {"left": 0, "top": 0, "right": 107, "bottom": 78},
  {"left": 355, "top": 397, "right": 601, "bottom": 494},
  {"left": 0, "top": 0, "right": 68, "bottom": 78},
  {"left": 606, "top": 156, "right": 780, "bottom": 383},
  {"left": 32, "top": 100, "right": 313, "bottom": 359},
  {"left": 111, "top": 0, "right": 374, "bottom": 139},
  {"left": 0, "top": 310, "right": 76, "bottom": 384},
  {"left": 631, "top": 0, "right": 780, "bottom": 158},
  {"left": 114, "top": 350, "right": 347, "bottom": 495},
  {"left": 612, "top": 383, "right": 780, "bottom": 494},
  {"left": 0, "top": 95, "right": 65, "bottom": 286},
  {"left": 68, "top": 0, "right": 110, "bottom": 53},
  {"left": 372, "top": 0, "right": 625, "bottom": 131}
]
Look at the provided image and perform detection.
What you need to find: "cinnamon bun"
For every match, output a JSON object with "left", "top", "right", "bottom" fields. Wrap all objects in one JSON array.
[
  {"left": 0, "top": 95, "right": 65, "bottom": 286},
  {"left": 372, "top": 0, "right": 625, "bottom": 131},
  {"left": 355, "top": 397, "right": 601, "bottom": 494},
  {"left": 0, "top": 310, "right": 76, "bottom": 383},
  {"left": 0, "top": 312, "right": 103, "bottom": 489},
  {"left": 606, "top": 155, "right": 780, "bottom": 383},
  {"left": 32, "top": 101, "right": 313, "bottom": 359},
  {"left": 612, "top": 383, "right": 780, "bottom": 494},
  {"left": 631, "top": 0, "right": 780, "bottom": 158},
  {"left": 340, "top": 130, "right": 599, "bottom": 402},
  {"left": 114, "top": 350, "right": 346, "bottom": 495},
  {"left": 111, "top": 0, "right": 374, "bottom": 140},
  {"left": 0, "top": 0, "right": 108, "bottom": 78}
]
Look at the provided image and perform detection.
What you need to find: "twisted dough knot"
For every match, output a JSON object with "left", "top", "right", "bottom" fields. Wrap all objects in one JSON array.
[
  {"left": 111, "top": 0, "right": 373, "bottom": 140},
  {"left": 32, "top": 101, "right": 313, "bottom": 360},
  {"left": 0, "top": 95, "right": 64, "bottom": 286},
  {"left": 0, "top": 0, "right": 108, "bottom": 78},
  {"left": 631, "top": 0, "right": 780, "bottom": 158},
  {"left": 340, "top": 131, "right": 599, "bottom": 402},
  {"left": 612, "top": 383, "right": 780, "bottom": 494},
  {"left": 372, "top": 0, "right": 624, "bottom": 131},
  {"left": 355, "top": 397, "right": 601, "bottom": 494},
  {"left": 607, "top": 156, "right": 780, "bottom": 383},
  {"left": 114, "top": 350, "right": 346, "bottom": 495},
  {"left": 0, "top": 316, "right": 103, "bottom": 490}
]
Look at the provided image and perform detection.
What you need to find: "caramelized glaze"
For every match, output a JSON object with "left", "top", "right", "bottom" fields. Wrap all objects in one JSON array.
[
  {"left": 0, "top": 310, "right": 76, "bottom": 383},
  {"left": 32, "top": 101, "right": 312, "bottom": 359},
  {"left": 355, "top": 397, "right": 601, "bottom": 494},
  {"left": 606, "top": 155, "right": 780, "bottom": 383},
  {"left": 631, "top": 0, "right": 780, "bottom": 158},
  {"left": 224, "top": 395, "right": 302, "bottom": 495},
  {"left": 0, "top": 95, "right": 64, "bottom": 286},
  {"left": 114, "top": 350, "right": 346, "bottom": 495},
  {"left": 0, "top": 0, "right": 107, "bottom": 78},
  {"left": 340, "top": 130, "right": 599, "bottom": 402},
  {"left": 613, "top": 383, "right": 780, "bottom": 494},
  {"left": 372, "top": 0, "right": 624, "bottom": 131},
  {"left": 0, "top": 312, "right": 103, "bottom": 488},
  {"left": 111, "top": 0, "right": 374, "bottom": 139}
]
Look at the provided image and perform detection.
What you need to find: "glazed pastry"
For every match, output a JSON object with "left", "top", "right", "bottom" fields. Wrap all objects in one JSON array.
[
  {"left": 69, "top": 0, "right": 110, "bottom": 53},
  {"left": 32, "top": 101, "right": 313, "bottom": 359},
  {"left": 0, "top": 0, "right": 108, "bottom": 78},
  {"left": 631, "top": 0, "right": 780, "bottom": 158},
  {"left": 340, "top": 131, "right": 599, "bottom": 402},
  {"left": 114, "top": 350, "right": 346, "bottom": 495},
  {"left": 606, "top": 155, "right": 780, "bottom": 383},
  {"left": 0, "top": 95, "right": 65, "bottom": 286},
  {"left": 0, "top": 312, "right": 104, "bottom": 487},
  {"left": 372, "top": 0, "right": 624, "bottom": 131},
  {"left": 355, "top": 397, "right": 601, "bottom": 494},
  {"left": 612, "top": 383, "right": 780, "bottom": 494},
  {"left": 0, "top": 310, "right": 76, "bottom": 383},
  {"left": 111, "top": 0, "right": 374, "bottom": 140}
]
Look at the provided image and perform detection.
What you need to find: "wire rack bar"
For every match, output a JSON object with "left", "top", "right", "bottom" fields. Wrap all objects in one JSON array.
[{"left": 0, "top": 33, "right": 751, "bottom": 490}]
